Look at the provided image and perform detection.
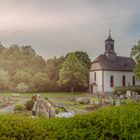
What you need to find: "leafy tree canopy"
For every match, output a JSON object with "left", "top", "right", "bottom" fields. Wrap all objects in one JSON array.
[
  {"left": 131, "top": 40, "right": 140, "bottom": 79},
  {"left": 131, "top": 40, "right": 140, "bottom": 62},
  {"left": 58, "top": 53, "right": 87, "bottom": 92}
]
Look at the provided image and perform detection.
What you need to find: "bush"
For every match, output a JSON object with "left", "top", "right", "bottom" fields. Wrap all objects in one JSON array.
[
  {"left": 55, "top": 107, "right": 65, "bottom": 114},
  {"left": 0, "top": 115, "right": 46, "bottom": 140},
  {"left": 114, "top": 85, "right": 140, "bottom": 95},
  {"left": 14, "top": 104, "right": 25, "bottom": 112},
  {"left": 0, "top": 103, "right": 140, "bottom": 139},
  {"left": 25, "top": 100, "right": 34, "bottom": 111}
]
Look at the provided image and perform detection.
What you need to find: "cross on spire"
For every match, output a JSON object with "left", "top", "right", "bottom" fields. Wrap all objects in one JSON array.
[{"left": 109, "top": 28, "right": 111, "bottom": 37}]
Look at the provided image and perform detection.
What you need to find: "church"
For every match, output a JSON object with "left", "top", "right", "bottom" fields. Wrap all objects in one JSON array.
[{"left": 89, "top": 32, "right": 140, "bottom": 96}]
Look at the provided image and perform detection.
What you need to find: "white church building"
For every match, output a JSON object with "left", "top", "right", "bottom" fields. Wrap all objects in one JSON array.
[{"left": 89, "top": 33, "right": 140, "bottom": 96}]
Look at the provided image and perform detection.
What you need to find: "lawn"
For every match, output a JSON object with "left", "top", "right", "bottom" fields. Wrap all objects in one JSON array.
[
  {"left": 0, "top": 92, "right": 89, "bottom": 99},
  {"left": 41, "top": 92, "right": 87, "bottom": 98}
]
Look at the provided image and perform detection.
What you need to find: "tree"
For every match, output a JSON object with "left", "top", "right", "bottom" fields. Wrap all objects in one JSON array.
[
  {"left": 66, "top": 51, "right": 91, "bottom": 87},
  {"left": 32, "top": 72, "right": 49, "bottom": 92},
  {"left": 46, "top": 56, "right": 64, "bottom": 81},
  {"left": 0, "top": 69, "right": 10, "bottom": 90},
  {"left": 131, "top": 40, "right": 140, "bottom": 61},
  {"left": 16, "top": 82, "right": 29, "bottom": 93},
  {"left": 74, "top": 51, "right": 91, "bottom": 69},
  {"left": 21, "top": 45, "right": 36, "bottom": 56},
  {"left": 74, "top": 51, "right": 91, "bottom": 88},
  {"left": 13, "top": 70, "right": 32, "bottom": 84},
  {"left": 131, "top": 40, "right": 140, "bottom": 79},
  {"left": 58, "top": 53, "right": 87, "bottom": 93}
]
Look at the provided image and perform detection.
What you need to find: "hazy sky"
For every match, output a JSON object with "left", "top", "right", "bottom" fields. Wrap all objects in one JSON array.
[{"left": 0, "top": 0, "right": 140, "bottom": 60}]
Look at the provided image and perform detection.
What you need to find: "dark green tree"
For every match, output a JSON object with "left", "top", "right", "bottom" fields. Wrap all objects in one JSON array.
[
  {"left": 46, "top": 56, "right": 64, "bottom": 81},
  {"left": 58, "top": 53, "right": 87, "bottom": 92},
  {"left": 0, "top": 69, "right": 10, "bottom": 90},
  {"left": 131, "top": 40, "right": 140, "bottom": 61},
  {"left": 32, "top": 72, "right": 49, "bottom": 92},
  {"left": 45, "top": 56, "right": 65, "bottom": 91},
  {"left": 131, "top": 40, "right": 140, "bottom": 79},
  {"left": 13, "top": 70, "right": 32, "bottom": 84},
  {"left": 74, "top": 51, "right": 91, "bottom": 69}
]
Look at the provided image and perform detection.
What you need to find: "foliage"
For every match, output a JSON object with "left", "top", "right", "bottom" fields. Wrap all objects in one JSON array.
[
  {"left": 114, "top": 86, "right": 140, "bottom": 95},
  {"left": 0, "top": 115, "right": 46, "bottom": 140},
  {"left": 131, "top": 40, "right": 140, "bottom": 79},
  {"left": 15, "top": 82, "right": 29, "bottom": 93},
  {"left": 67, "top": 51, "right": 91, "bottom": 81},
  {"left": 32, "top": 72, "right": 49, "bottom": 92},
  {"left": 0, "top": 103, "right": 140, "bottom": 139},
  {"left": 46, "top": 56, "right": 64, "bottom": 81},
  {"left": 133, "top": 64, "right": 140, "bottom": 80},
  {"left": 59, "top": 53, "right": 87, "bottom": 92},
  {"left": 55, "top": 107, "right": 65, "bottom": 114},
  {"left": 25, "top": 100, "right": 34, "bottom": 111},
  {"left": 0, "top": 42, "right": 90, "bottom": 92},
  {"left": 13, "top": 70, "right": 32, "bottom": 84},
  {"left": 0, "top": 69, "right": 10, "bottom": 91},
  {"left": 14, "top": 104, "right": 25, "bottom": 112},
  {"left": 45, "top": 56, "right": 65, "bottom": 91},
  {"left": 0, "top": 44, "right": 47, "bottom": 92},
  {"left": 131, "top": 40, "right": 140, "bottom": 61},
  {"left": 74, "top": 51, "right": 91, "bottom": 69}
]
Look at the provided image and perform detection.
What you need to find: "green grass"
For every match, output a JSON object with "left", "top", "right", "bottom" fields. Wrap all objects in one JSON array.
[
  {"left": 41, "top": 92, "right": 86, "bottom": 98},
  {"left": 73, "top": 104, "right": 92, "bottom": 110},
  {"left": 0, "top": 92, "right": 87, "bottom": 98},
  {"left": 0, "top": 93, "right": 12, "bottom": 96}
]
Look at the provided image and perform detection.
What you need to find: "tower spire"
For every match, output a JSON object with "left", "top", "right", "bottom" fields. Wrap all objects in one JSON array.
[
  {"left": 104, "top": 30, "right": 116, "bottom": 60},
  {"left": 109, "top": 28, "right": 111, "bottom": 37}
]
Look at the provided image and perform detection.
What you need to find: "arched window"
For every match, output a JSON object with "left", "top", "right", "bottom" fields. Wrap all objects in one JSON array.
[
  {"left": 94, "top": 72, "right": 96, "bottom": 81},
  {"left": 122, "top": 75, "right": 125, "bottom": 86},
  {"left": 111, "top": 44, "right": 114, "bottom": 50},
  {"left": 105, "top": 45, "right": 107, "bottom": 51},
  {"left": 133, "top": 76, "right": 135, "bottom": 86},
  {"left": 110, "top": 75, "right": 114, "bottom": 87}
]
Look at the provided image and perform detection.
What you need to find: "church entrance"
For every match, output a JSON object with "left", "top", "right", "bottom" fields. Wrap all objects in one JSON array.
[{"left": 90, "top": 83, "right": 97, "bottom": 94}]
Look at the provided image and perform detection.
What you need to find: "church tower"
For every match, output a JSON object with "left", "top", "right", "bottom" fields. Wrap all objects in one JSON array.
[{"left": 104, "top": 30, "right": 117, "bottom": 60}]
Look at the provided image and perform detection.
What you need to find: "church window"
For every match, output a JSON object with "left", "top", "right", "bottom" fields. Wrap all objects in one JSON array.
[
  {"left": 124, "top": 63, "right": 127, "bottom": 67},
  {"left": 105, "top": 45, "right": 107, "bottom": 51},
  {"left": 94, "top": 72, "right": 96, "bottom": 81},
  {"left": 111, "top": 44, "right": 114, "bottom": 50},
  {"left": 133, "top": 76, "right": 135, "bottom": 86},
  {"left": 110, "top": 75, "right": 114, "bottom": 87},
  {"left": 122, "top": 75, "right": 125, "bottom": 86}
]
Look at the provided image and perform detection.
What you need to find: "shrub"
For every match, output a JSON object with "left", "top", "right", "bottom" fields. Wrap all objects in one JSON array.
[
  {"left": 14, "top": 104, "right": 25, "bottom": 112},
  {"left": 114, "top": 85, "right": 140, "bottom": 95},
  {"left": 0, "top": 103, "right": 140, "bottom": 139},
  {"left": 55, "top": 107, "right": 65, "bottom": 114},
  {"left": 44, "top": 97, "right": 48, "bottom": 100},
  {"left": 25, "top": 100, "right": 34, "bottom": 111}
]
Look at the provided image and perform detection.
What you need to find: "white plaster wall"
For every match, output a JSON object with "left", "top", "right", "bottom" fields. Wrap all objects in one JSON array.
[
  {"left": 89, "top": 70, "right": 102, "bottom": 92},
  {"left": 104, "top": 71, "right": 139, "bottom": 92},
  {"left": 136, "top": 78, "right": 140, "bottom": 85}
]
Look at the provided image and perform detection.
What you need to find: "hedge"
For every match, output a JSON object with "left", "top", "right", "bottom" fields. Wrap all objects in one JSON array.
[
  {"left": 0, "top": 103, "right": 140, "bottom": 139},
  {"left": 114, "top": 86, "right": 140, "bottom": 95}
]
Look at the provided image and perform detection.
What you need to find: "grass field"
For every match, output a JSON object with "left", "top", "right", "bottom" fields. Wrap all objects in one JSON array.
[{"left": 0, "top": 92, "right": 88, "bottom": 98}]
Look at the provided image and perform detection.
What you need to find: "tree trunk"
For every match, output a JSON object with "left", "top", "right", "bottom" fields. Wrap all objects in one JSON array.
[{"left": 71, "top": 86, "right": 74, "bottom": 93}]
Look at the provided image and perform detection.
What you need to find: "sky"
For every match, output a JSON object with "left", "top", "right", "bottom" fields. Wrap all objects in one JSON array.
[{"left": 0, "top": 0, "right": 140, "bottom": 60}]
